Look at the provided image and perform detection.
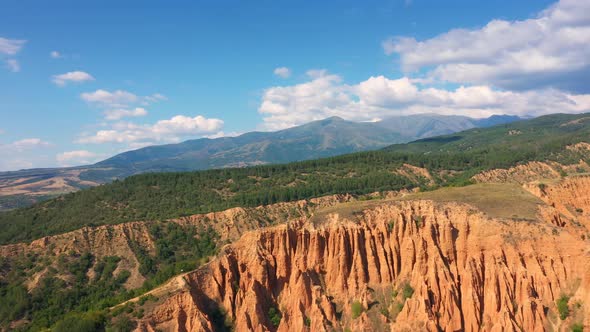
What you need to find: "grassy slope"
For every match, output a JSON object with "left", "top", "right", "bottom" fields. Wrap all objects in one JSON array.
[
  {"left": 310, "top": 183, "right": 543, "bottom": 223},
  {"left": 0, "top": 113, "right": 589, "bottom": 245},
  {"left": 401, "top": 183, "right": 544, "bottom": 220}
]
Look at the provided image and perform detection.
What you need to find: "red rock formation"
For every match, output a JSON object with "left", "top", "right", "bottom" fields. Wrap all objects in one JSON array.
[
  {"left": 137, "top": 196, "right": 590, "bottom": 331},
  {"left": 4, "top": 173, "right": 590, "bottom": 331}
]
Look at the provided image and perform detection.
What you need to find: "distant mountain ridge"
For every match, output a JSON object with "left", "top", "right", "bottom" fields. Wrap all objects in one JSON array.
[
  {"left": 95, "top": 116, "right": 405, "bottom": 175},
  {"left": 375, "top": 113, "right": 520, "bottom": 139},
  {"left": 0, "top": 113, "right": 521, "bottom": 210}
]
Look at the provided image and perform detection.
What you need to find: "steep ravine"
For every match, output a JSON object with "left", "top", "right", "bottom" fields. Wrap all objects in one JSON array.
[{"left": 137, "top": 197, "right": 590, "bottom": 331}]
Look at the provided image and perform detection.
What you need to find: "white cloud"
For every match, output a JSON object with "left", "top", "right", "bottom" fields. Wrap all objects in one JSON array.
[
  {"left": 126, "top": 141, "right": 156, "bottom": 150},
  {"left": 0, "top": 37, "right": 25, "bottom": 72},
  {"left": 382, "top": 0, "right": 590, "bottom": 92},
  {"left": 50, "top": 51, "right": 62, "bottom": 59},
  {"left": 258, "top": 73, "right": 590, "bottom": 130},
  {"left": 78, "top": 115, "right": 224, "bottom": 144},
  {"left": 204, "top": 131, "right": 243, "bottom": 139},
  {"left": 356, "top": 76, "right": 417, "bottom": 106},
  {"left": 56, "top": 150, "right": 101, "bottom": 166},
  {"left": 306, "top": 69, "right": 329, "bottom": 79},
  {"left": 10, "top": 138, "right": 51, "bottom": 149},
  {"left": 142, "top": 93, "right": 167, "bottom": 105},
  {"left": 273, "top": 67, "right": 291, "bottom": 78},
  {"left": 5, "top": 59, "right": 19, "bottom": 72},
  {"left": 104, "top": 107, "right": 148, "bottom": 120},
  {"left": 81, "top": 89, "right": 139, "bottom": 107},
  {"left": 259, "top": 72, "right": 351, "bottom": 129},
  {"left": 52, "top": 71, "right": 95, "bottom": 86},
  {"left": 0, "top": 160, "right": 33, "bottom": 171},
  {"left": 0, "top": 138, "right": 54, "bottom": 171},
  {"left": 0, "top": 37, "right": 26, "bottom": 55},
  {"left": 81, "top": 89, "right": 167, "bottom": 122},
  {"left": 81, "top": 89, "right": 166, "bottom": 110}
]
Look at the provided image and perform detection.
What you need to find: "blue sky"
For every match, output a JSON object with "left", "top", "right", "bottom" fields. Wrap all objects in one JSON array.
[{"left": 1, "top": 0, "right": 589, "bottom": 170}]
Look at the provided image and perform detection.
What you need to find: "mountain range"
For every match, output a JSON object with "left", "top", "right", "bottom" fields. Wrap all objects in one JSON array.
[{"left": 0, "top": 113, "right": 519, "bottom": 210}]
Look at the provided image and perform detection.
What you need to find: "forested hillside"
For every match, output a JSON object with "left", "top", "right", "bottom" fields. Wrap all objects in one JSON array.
[
  {"left": 0, "top": 113, "right": 588, "bottom": 245},
  {"left": 0, "top": 114, "right": 519, "bottom": 211}
]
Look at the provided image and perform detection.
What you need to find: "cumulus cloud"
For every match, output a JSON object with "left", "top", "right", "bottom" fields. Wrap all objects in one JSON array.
[
  {"left": 104, "top": 107, "right": 148, "bottom": 120},
  {"left": 50, "top": 51, "right": 62, "bottom": 59},
  {"left": 53, "top": 71, "right": 95, "bottom": 86},
  {"left": 273, "top": 67, "right": 291, "bottom": 78},
  {"left": 56, "top": 150, "right": 102, "bottom": 166},
  {"left": 81, "top": 89, "right": 168, "bottom": 127},
  {"left": 382, "top": 0, "right": 590, "bottom": 92},
  {"left": 258, "top": 73, "right": 590, "bottom": 130},
  {"left": 5, "top": 59, "right": 19, "bottom": 72},
  {"left": 259, "top": 72, "right": 351, "bottom": 129},
  {"left": 77, "top": 115, "right": 224, "bottom": 144},
  {"left": 357, "top": 76, "right": 418, "bottom": 107}
]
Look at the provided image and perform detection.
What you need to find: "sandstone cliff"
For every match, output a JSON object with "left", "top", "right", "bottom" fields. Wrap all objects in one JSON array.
[{"left": 135, "top": 178, "right": 590, "bottom": 331}]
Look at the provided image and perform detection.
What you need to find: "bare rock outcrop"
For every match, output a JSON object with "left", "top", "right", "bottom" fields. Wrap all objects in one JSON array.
[
  {"left": 138, "top": 196, "right": 590, "bottom": 331},
  {"left": 525, "top": 175, "right": 590, "bottom": 229}
]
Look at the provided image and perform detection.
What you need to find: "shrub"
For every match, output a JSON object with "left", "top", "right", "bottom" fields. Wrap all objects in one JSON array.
[
  {"left": 53, "top": 312, "right": 105, "bottom": 332},
  {"left": 413, "top": 215, "right": 424, "bottom": 227},
  {"left": 402, "top": 283, "right": 414, "bottom": 300},
  {"left": 115, "top": 270, "right": 131, "bottom": 284},
  {"left": 351, "top": 301, "right": 364, "bottom": 319},
  {"left": 268, "top": 307, "right": 282, "bottom": 327},
  {"left": 387, "top": 220, "right": 395, "bottom": 232},
  {"left": 557, "top": 295, "right": 570, "bottom": 320},
  {"left": 571, "top": 323, "right": 583, "bottom": 332},
  {"left": 391, "top": 301, "right": 405, "bottom": 321},
  {"left": 138, "top": 294, "right": 158, "bottom": 306},
  {"left": 108, "top": 314, "right": 137, "bottom": 332}
]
